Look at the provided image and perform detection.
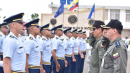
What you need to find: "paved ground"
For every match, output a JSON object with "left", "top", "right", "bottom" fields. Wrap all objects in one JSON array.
[{"left": 83, "top": 50, "right": 130, "bottom": 73}]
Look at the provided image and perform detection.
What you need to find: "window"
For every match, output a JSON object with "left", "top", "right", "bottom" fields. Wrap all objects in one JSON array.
[
  {"left": 105, "top": 9, "right": 108, "bottom": 20},
  {"left": 126, "top": 10, "right": 130, "bottom": 22},
  {"left": 110, "top": 9, "right": 120, "bottom": 20}
]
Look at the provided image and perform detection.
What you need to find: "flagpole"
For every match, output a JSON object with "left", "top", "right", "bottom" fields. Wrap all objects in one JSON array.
[{"left": 77, "top": 0, "right": 79, "bottom": 29}]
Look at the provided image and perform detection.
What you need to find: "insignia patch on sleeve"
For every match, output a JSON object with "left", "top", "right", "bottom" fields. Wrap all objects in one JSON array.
[
  {"left": 115, "top": 41, "right": 121, "bottom": 47},
  {"left": 113, "top": 52, "right": 120, "bottom": 59},
  {"left": 101, "top": 44, "right": 104, "bottom": 48},
  {"left": 10, "top": 35, "right": 14, "bottom": 38},
  {"left": 0, "top": 34, "right": 2, "bottom": 37}
]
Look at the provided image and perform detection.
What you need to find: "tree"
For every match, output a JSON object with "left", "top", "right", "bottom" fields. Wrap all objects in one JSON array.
[{"left": 31, "top": 13, "right": 39, "bottom": 20}]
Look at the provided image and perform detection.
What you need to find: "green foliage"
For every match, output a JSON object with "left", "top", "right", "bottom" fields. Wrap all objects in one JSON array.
[
  {"left": 3, "top": 16, "right": 6, "bottom": 19},
  {"left": 31, "top": 13, "right": 39, "bottom": 20}
]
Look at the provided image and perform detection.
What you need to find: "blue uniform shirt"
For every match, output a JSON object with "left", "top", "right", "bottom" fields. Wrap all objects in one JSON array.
[
  {"left": 70, "top": 37, "right": 79, "bottom": 53},
  {"left": 52, "top": 35, "right": 65, "bottom": 58},
  {"left": 80, "top": 39, "right": 87, "bottom": 51},
  {"left": 18, "top": 34, "right": 25, "bottom": 43},
  {"left": 25, "top": 34, "right": 41, "bottom": 66},
  {"left": 3, "top": 32, "right": 26, "bottom": 71},
  {"left": 63, "top": 37, "right": 72, "bottom": 55},
  {"left": 0, "top": 32, "right": 6, "bottom": 53},
  {"left": 39, "top": 36, "right": 51, "bottom": 63},
  {"left": 36, "top": 35, "right": 41, "bottom": 42}
]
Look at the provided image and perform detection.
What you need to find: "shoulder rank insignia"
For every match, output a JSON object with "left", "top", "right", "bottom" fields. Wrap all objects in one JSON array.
[
  {"left": 0, "top": 34, "right": 2, "bottom": 37},
  {"left": 66, "top": 39, "right": 68, "bottom": 40},
  {"left": 29, "top": 37, "right": 33, "bottom": 40},
  {"left": 101, "top": 44, "right": 104, "bottom": 48},
  {"left": 42, "top": 38, "right": 45, "bottom": 40},
  {"left": 10, "top": 35, "right": 14, "bottom": 38},
  {"left": 113, "top": 52, "right": 119, "bottom": 59},
  {"left": 115, "top": 41, "right": 121, "bottom": 47},
  {"left": 56, "top": 37, "right": 58, "bottom": 39}
]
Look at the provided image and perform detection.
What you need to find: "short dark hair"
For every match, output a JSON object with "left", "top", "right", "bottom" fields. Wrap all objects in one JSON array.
[{"left": 117, "top": 30, "right": 122, "bottom": 35}]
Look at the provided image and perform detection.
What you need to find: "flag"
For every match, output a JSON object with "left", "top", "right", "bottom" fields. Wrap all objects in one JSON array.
[
  {"left": 67, "top": 0, "right": 78, "bottom": 11},
  {"left": 87, "top": 3, "right": 95, "bottom": 20},
  {"left": 54, "top": 3, "right": 64, "bottom": 18}
]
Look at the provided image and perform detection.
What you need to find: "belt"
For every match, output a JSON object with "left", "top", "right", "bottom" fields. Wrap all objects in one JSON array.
[
  {"left": 57, "top": 57, "right": 65, "bottom": 60},
  {"left": 81, "top": 51, "right": 86, "bottom": 53},
  {"left": 42, "top": 62, "right": 51, "bottom": 65},
  {"left": 11, "top": 71, "right": 26, "bottom": 73},
  {"left": 0, "top": 53, "right": 3, "bottom": 55},
  {"left": 28, "top": 65, "right": 41, "bottom": 69},
  {"left": 74, "top": 53, "right": 78, "bottom": 55},
  {"left": 65, "top": 54, "right": 71, "bottom": 57}
]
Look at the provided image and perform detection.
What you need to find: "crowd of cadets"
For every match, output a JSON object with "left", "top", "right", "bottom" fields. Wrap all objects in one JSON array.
[{"left": 0, "top": 13, "right": 87, "bottom": 73}]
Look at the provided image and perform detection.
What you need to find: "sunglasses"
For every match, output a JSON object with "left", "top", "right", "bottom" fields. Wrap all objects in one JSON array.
[{"left": 93, "top": 28, "right": 98, "bottom": 31}]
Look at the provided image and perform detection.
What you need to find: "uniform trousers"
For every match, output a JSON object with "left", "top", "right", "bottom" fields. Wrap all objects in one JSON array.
[
  {"left": 52, "top": 59, "right": 65, "bottom": 73},
  {"left": 64, "top": 56, "right": 72, "bottom": 73},
  {"left": 29, "top": 68, "right": 40, "bottom": 73},
  {"left": 79, "top": 52, "right": 86, "bottom": 73},
  {"left": 70, "top": 54, "right": 80, "bottom": 73},
  {"left": 43, "top": 64, "right": 51, "bottom": 73},
  {"left": 0, "top": 55, "right": 3, "bottom": 73}
]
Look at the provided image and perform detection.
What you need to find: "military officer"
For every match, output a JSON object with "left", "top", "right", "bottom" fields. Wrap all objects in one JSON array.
[
  {"left": 100, "top": 19, "right": 128, "bottom": 73},
  {"left": 36, "top": 28, "right": 42, "bottom": 41},
  {"left": 79, "top": 31, "right": 87, "bottom": 73},
  {"left": 39, "top": 23, "right": 52, "bottom": 73},
  {"left": 0, "top": 22, "right": 9, "bottom": 73},
  {"left": 70, "top": 29, "right": 78, "bottom": 73},
  {"left": 89, "top": 20, "right": 106, "bottom": 73},
  {"left": 51, "top": 25, "right": 67, "bottom": 73},
  {"left": 24, "top": 18, "right": 41, "bottom": 73},
  {"left": 63, "top": 27, "right": 73, "bottom": 73},
  {"left": 3, "top": 13, "right": 26, "bottom": 73}
]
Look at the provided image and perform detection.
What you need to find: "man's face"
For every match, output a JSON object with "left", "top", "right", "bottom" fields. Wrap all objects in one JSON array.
[
  {"left": 1, "top": 27, "right": 9, "bottom": 34},
  {"left": 67, "top": 32, "right": 72, "bottom": 37},
  {"left": 92, "top": 28, "right": 100, "bottom": 38},
  {"left": 15, "top": 22, "right": 24, "bottom": 34},
  {"left": 51, "top": 33, "right": 54, "bottom": 38},
  {"left": 33, "top": 26, "right": 40, "bottom": 35},
  {"left": 45, "top": 30, "right": 51, "bottom": 36},
  {"left": 57, "top": 30, "right": 63, "bottom": 36},
  {"left": 105, "top": 28, "right": 115, "bottom": 40},
  {"left": 103, "top": 29, "right": 107, "bottom": 38}
]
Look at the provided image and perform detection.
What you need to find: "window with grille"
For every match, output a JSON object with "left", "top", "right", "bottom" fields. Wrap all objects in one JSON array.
[
  {"left": 110, "top": 9, "right": 120, "bottom": 20},
  {"left": 126, "top": 10, "right": 130, "bottom": 22}
]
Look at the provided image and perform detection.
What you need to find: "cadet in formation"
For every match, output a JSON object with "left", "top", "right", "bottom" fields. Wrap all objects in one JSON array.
[
  {"left": 0, "top": 22, "right": 9, "bottom": 73},
  {"left": 3, "top": 13, "right": 26, "bottom": 73},
  {"left": 100, "top": 19, "right": 128, "bottom": 73},
  {"left": 51, "top": 25, "right": 68, "bottom": 73},
  {"left": 63, "top": 27, "right": 72, "bottom": 73},
  {"left": 24, "top": 18, "right": 41, "bottom": 73},
  {"left": 89, "top": 20, "right": 106, "bottom": 73},
  {"left": 39, "top": 23, "right": 52, "bottom": 73}
]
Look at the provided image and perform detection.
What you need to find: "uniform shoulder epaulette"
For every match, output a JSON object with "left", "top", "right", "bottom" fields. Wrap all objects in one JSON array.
[
  {"left": 29, "top": 37, "right": 33, "bottom": 40},
  {"left": 56, "top": 37, "right": 58, "bottom": 39},
  {"left": 66, "top": 38, "right": 68, "bottom": 40},
  {"left": 10, "top": 35, "right": 14, "bottom": 38},
  {"left": 115, "top": 41, "right": 121, "bottom": 47},
  {"left": 42, "top": 38, "right": 45, "bottom": 40},
  {"left": 0, "top": 34, "right": 2, "bottom": 37}
]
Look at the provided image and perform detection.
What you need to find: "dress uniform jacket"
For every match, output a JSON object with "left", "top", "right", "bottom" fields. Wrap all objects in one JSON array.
[
  {"left": 100, "top": 37, "right": 128, "bottom": 73},
  {"left": 89, "top": 35, "right": 105, "bottom": 73}
]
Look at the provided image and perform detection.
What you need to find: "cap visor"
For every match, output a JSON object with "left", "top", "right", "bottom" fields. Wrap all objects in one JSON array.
[
  {"left": 88, "top": 26, "right": 96, "bottom": 28},
  {"left": 102, "top": 27, "right": 111, "bottom": 29},
  {"left": 16, "top": 20, "right": 26, "bottom": 23}
]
